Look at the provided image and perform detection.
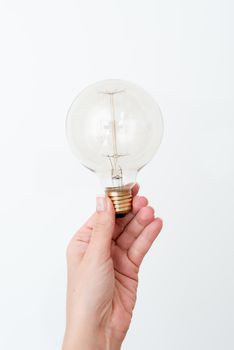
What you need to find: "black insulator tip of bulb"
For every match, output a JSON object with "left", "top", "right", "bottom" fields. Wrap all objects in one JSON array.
[{"left": 115, "top": 213, "right": 126, "bottom": 218}]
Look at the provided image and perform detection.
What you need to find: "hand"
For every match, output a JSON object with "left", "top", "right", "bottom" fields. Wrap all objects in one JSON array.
[{"left": 62, "top": 184, "right": 163, "bottom": 350}]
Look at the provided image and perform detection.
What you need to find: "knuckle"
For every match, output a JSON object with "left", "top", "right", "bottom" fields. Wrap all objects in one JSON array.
[{"left": 94, "top": 220, "right": 107, "bottom": 231}]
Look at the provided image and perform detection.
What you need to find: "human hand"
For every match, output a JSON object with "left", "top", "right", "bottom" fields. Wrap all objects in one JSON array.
[{"left": 62, "top": 184, "right": 163, "bottom": 350}]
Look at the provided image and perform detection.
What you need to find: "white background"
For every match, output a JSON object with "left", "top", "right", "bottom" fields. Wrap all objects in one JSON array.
[{"left": 0, "top": 1, "right": 233, "bottom": 349}]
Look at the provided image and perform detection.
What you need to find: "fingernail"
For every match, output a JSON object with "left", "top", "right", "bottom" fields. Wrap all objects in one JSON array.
[{"left": 96, "top": 196, "right": 107, "bottom": 212}]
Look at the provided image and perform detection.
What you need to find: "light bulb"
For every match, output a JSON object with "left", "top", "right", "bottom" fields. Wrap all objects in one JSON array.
[{"left": 66, "top": 79, "right": 163, "bottom": 217}]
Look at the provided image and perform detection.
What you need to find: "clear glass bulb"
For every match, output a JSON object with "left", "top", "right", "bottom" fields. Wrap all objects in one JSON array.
[{"left": 66, "top": 79, "right": 163, "bottom": 216}]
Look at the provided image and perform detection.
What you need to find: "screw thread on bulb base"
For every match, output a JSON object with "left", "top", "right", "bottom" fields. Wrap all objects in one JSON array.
[{"left": 105, "top": 185, "right": 133, "bottom": 217}]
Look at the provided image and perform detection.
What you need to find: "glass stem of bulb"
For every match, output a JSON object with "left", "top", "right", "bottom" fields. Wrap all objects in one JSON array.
[{"left": 107, "top": 91, "right": 123, "bottom": 187}]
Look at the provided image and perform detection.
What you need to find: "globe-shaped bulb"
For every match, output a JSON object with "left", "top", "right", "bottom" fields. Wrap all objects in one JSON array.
[{"left": 66, "top": 79, "right": 163, "bottom": 215}]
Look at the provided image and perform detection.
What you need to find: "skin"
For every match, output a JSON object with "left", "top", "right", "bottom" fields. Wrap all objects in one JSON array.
[{"left": 62, "top": 184, "right": 163, "bottom": 350}]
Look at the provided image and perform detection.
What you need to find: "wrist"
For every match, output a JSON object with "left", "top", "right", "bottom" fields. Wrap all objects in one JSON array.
[{"left": 62, "top": 326, "right": 123, "bottom": 350}]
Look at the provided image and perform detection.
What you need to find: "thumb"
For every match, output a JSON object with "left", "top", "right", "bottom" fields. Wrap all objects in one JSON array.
[{"left": 87, "top": 195, "right": 115, "bottom": 257}]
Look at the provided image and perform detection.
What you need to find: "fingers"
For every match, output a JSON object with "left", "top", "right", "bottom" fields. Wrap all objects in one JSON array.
[
  {"left": 71, "top": 227, "right": 92, "bottom": 244},
  {"left": 132, "top": 182, "right": 140, "bottom": 197},
  {"left": 87, "top": 196, "right": 115, "bottom": 259},
  {"left": 127, "top": 218, "right": 163, "bottom": 267},
  {"left": 132, "top": 195, "right": 148, "bottom": 214},
  {"left": 116, "top": 206, "right": 155, "bottom": 250},
  {"left": 80, "top": 183, "right": 141, "bottom": 236},
  {"left": 113, "top": 195, "right": 148, "bottom": 239}
]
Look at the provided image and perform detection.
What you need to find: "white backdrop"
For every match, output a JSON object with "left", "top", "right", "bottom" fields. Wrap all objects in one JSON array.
[{"left": 0, "top": 1, "right": 233, "bottom": 349}]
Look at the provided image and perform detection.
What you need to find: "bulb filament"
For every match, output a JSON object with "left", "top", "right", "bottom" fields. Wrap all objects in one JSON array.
[{"left": 101, "top": 89, "right": 125, "bottom": 187}]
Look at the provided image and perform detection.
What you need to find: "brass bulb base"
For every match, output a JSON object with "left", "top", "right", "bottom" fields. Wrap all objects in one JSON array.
[{"left": 105, "top": 185, "right": 133, "bottom": 217}]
